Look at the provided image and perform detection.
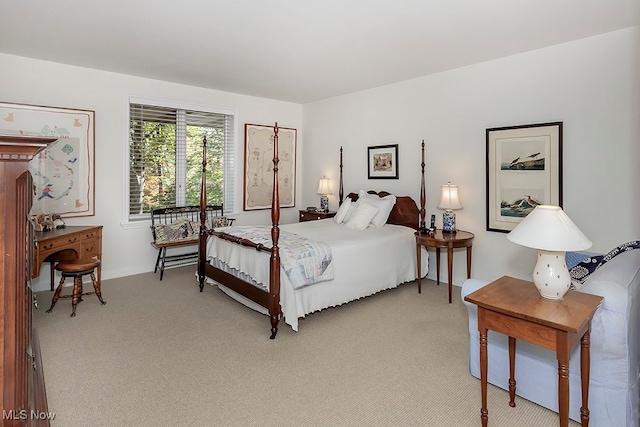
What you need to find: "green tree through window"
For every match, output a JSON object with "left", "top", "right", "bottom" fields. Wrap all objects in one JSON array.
[{"left": 128, "top": 102, "right": 234, "bottom": 218}]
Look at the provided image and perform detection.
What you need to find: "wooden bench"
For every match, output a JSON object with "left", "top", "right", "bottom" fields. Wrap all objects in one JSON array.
[{"left": 150, "top": 205, "right": 233, "bottom": 280}]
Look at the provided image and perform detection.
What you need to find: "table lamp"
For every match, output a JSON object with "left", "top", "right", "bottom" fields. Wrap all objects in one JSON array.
[
  {"left": 507, "top": 205, "right": 592, "bottom": 300},
  {"left": 438, "top": 182, "right": 463, "bottom": 233},
  {"left": 316, "top": 177, "right": 331, "bottom": 212}
]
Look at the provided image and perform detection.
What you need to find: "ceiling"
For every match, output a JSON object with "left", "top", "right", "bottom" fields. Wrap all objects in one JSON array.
[{"left": 1, "top": 1, "right": 638, "bottom": 104}]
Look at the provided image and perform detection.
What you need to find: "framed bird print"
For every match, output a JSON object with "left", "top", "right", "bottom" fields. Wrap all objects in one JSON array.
[{"left": 486, "top": 122, "right": 562, "bottom": 232}]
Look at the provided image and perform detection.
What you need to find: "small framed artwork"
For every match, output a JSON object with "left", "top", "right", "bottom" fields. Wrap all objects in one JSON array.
[
  {"left": 243, "top": 123, "right": 297, "bottom": 211},
  {"left": 486, "top": 122, "right": 562, "bottom": 232},
  {"left": 367, "top": 144, "right": 398, "bottom": 179}
]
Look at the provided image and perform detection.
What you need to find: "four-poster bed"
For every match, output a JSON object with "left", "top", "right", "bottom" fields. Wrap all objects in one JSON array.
[{"left": 198, "top": 123, "right": 427, "bottom": 338}]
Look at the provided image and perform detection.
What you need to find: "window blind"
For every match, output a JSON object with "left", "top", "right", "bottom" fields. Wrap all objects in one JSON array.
[{"left": 128, "top": 102, "right": 234, "bottom": 218}]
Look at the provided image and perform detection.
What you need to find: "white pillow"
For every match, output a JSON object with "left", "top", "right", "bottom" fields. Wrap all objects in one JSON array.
[
  {"left": 345, "top": 202, "right": 379, "bottom": 230},
  {"left": 358, "top": 190, "right": 397, "bottom": 228},
  {"left": 343, "top": 200, "right": 359, "bottom": 223},
  {"left": 334, "top": 198, "right": 352, "bottom": 224}
]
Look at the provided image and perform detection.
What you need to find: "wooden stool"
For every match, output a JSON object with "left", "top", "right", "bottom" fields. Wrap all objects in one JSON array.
[
  {"left": 46, "top": 258, "right": 106, "bottom": 317},
  {"left": 45, "top": 249, "right": 78, "bottom": 291}
]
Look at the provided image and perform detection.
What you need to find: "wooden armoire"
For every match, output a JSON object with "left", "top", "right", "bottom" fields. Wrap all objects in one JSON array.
[{"left": 0, "top": 135, "right": 55, "bottom": 426}]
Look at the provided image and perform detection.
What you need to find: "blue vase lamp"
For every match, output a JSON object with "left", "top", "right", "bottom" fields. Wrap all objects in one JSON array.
[
  {"left": 438, "top": 182, "right": 462, "bottom": 233},
  {"left": 317, "top": 177, "right": 331, "bottom": 212}
]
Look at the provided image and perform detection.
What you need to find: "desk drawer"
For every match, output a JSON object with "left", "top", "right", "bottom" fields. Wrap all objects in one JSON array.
[
  {"left": 38, "top": 243, "right": 81, "bottom": 261},
  {"left": 81, "top": 238, "right": 100, "bottom": 257},
  {"left": 38, "top": 235, "right": 81, "bottom": 254},
  {"left": 82, "top": 229, "right": 101, "bottom": 240}
]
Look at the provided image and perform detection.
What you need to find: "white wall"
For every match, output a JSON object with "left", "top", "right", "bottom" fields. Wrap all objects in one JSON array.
[
  {"left": 302, "top": 27, "right": 640, "bottom": 285},
  {"left": 2, "top": 27, "right": 638, "bottom": 291},
  {"left": 0, "top": 54, "right": 303, "bottom": 291}
]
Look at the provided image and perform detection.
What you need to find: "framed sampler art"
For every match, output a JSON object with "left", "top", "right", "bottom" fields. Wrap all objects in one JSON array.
[
  {"left": 243, "top": 123, "right": 297, "bottom": 211},
  {"left": 486, "top": 122, "right": 562, "bottom": 232},
  {"left": 367, "top": 144, "right": 398, "bottom": 179},
  {"left": 0, "top": 102, "right": 96, "bottom": 217}
]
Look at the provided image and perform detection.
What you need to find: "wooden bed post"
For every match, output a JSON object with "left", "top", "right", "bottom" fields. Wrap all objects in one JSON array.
[
  {"left": 198, "top": 136, "right": 208, "bottom": 292},
  {"left": 339, "top": 146, "right": 344, "bottom": 205},
  {"left": 420, "top": 140, "right": 426, "bottom": 230},
  {"left": 269, "top": 123, "right": 282, "bottom": 339}
]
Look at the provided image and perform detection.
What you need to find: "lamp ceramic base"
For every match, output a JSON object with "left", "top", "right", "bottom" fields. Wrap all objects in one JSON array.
[
  {"left": 533, "top": 250, "right": 571, "bottom": 300},
  {"left": 320, "top": 196, "right": 329, "bottom": 212},
  {"left": 442, "top": 211, "right": 456, "bottom": 233}
]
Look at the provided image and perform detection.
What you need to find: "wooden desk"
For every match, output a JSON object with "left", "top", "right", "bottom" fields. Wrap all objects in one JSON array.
[
  {"left": 464, "top": 276, "right": 603, "bottom": 427},
  {"left": 34, "top": 225, "right": 103, "bottom": 285},
  {"left": 415, "top": 229, "right": 474, "bottom": 302}
]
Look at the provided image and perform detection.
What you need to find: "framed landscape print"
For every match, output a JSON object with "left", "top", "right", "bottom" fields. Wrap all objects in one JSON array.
[
  {"left": 0, "top": 102, "right": 95, "bottom": 217},
  {"left": 367, "top": 144, "right": 398, "bottom": 179},
  {"left": 486, "top": 122, "right": 562, "bottom": 232},
  {"left": 243, "top": 123, "right": 297, "bottom": 211}
]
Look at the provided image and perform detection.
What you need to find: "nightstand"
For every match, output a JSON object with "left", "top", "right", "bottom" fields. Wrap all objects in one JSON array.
[
  {"left": 299, "top": 210, "right": 336, "bottom": 222},
  {"left": 415, "top": 229, "right": 474, "bottom": 302}
]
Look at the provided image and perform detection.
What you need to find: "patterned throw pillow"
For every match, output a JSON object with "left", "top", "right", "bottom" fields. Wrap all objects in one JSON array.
[
  {"left": 568, "top": 240, "right": 640, "bottom": 290},
  {"left": 569, "top": 255, "right": 604, "bottom": 289},
  {"left": 189, "top": 221, "right": 201, "bottom": 235},
  {"left": 154, "top": 218, "right": 197, "bottom": 244},
  {"left": 565, "top": 251, "right": 591, "bottom": 270},
  {"left": 211, "top": 216, "right": 229, "bottom": 229}
]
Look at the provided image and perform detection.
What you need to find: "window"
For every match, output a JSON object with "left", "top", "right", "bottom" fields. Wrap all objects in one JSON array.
[{"left": 128, "top": 98, "right": 234, "bottom": 221}]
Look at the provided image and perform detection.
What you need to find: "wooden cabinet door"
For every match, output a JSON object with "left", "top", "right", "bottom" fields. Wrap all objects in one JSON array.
[{"left": 0, "top": 136, "right": 53, "bottom": 426}]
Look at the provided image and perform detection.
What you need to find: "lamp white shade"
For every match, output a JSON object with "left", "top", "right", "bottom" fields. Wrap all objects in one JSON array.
[
  {"left": 507, "top": 205, "right": 592, "bottom": 300},
  {"left": 316, "top": 177, "right": 331, "bottom": 195},
  {"left": 438, "top": 182, "right": 463, "bottom": 210},
  {"left": 507, "top": 205, "right": 592, "bottom": 252}
]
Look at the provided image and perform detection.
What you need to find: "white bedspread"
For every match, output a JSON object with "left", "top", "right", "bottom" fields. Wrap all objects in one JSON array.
[{"left": 206, "top": 219, "right": 429, "bottom": 331}]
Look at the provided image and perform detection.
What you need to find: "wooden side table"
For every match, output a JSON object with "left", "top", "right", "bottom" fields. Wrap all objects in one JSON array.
[
  {"left": 464, "top": 276, "right": 603, "bottom": 427},
  {"left": 415, "top": 229, "right": 474, "bottom": 303},
  {"left": 299, "top": 210, "right": 336, "bottom": 222}
]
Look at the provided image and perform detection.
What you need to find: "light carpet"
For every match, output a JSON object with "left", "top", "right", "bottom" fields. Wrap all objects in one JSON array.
[{"left": 33, "top": 266, "right": 577, "bottom": 426}]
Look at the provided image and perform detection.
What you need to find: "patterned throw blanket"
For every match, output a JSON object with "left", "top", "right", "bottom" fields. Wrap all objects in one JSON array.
[
  {"left": 570, "top": 240, "right": 640, "bottom": 288},
  {"left": 219, "top": 226, "right": 333, "bottom": 289}
]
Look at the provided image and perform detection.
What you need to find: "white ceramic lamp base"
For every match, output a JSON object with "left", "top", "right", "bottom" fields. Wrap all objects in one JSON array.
[{"left": 532, "top": 250, "right": 571, "bottom": 300}]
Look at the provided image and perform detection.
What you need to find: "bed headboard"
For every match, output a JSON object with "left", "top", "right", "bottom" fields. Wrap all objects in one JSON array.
[{"left": 346, "top": 191, "right": 420, "bottom": 230}]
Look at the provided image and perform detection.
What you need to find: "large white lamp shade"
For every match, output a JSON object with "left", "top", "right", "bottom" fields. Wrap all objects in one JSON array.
[{"left": 507, "top": 205, "right": 592, "bottom": 299}]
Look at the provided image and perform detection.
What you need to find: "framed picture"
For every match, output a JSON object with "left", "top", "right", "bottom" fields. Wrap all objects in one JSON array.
[
  {"left": 243, "top": 123, "right": 297, "bottom": 211},
  {"left": 486, "top": 122, "right": 562, "bottom": 232},
  {"left": 367, "top": 144, "right": 398, "bottom": 179},
  {"left": 0, "top": 102, "right": 95, "bottom": 217}
]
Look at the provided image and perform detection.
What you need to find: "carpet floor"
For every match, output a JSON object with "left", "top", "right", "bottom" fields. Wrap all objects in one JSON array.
[{"left": 33, "top": 266, "right": 576, "bottom": 426}]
